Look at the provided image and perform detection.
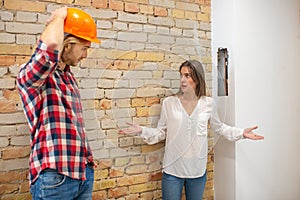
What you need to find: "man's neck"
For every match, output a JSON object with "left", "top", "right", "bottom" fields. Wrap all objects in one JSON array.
[{"left": 58, "top": 60, "right": 67, "bottom": 71}]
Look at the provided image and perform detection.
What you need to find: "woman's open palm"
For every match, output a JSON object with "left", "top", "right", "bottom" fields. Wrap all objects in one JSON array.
[
  {"left": 118, "top": 122, "right": 142, "bottom": 136},
  {"left": 243, "top": 125, "right": 264, "bottom": 140}
]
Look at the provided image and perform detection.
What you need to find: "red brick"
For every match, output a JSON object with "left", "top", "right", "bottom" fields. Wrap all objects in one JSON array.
[
  {"left": 108, "top": 186, "right": 127, "bottom": 198},
  {"left": 0, "top": 44, "right": 32, "bottom": 56},
  {"left": 124, "top": 0, "right": 147, "bottom": 3},
  {"left": 98, "top": 159, "right": 113, "bottom": 169},
  {"left": 147, "top": 153, "right": 160, "bottom": 163},
  {"left": 4, "top": 0, "right": 45, "bottom": 12},
  {"left": 2, "top": 146, "right": 31, "bottom": 160},
  {"left": 141, "top": 142, "right": 164, "bottom": 153},
  {"left": 74, "top": 0, "right": 91, "bottom": 6},
  {"left": 129, "top": 61, "right": 143, "bottom": 69},
  {"left": 136, "top": 107, "right": 149, "bottom": 117},
  {"left": 125, "top": 2, "right": 139, "bottom": 13},
  {"left": 20, "top": 181, "right": 30, "bottom": 193},
  {"left": 146, "top": 97, "right": 160, "bottom": 106},
  {"left": 0, "top": 193, "right": 32, "bottom": 200},
  {"left": 3, "top": 90, "right": 20, "bottom": 101},
  {"left": 205, "top": 0, "right": 211, "bottom": 6},
  {"left": 16, "top": 56, "right": 31, "bottom": 65},
  {"left": 117, "top": 174, "right": 147, "bottom": 186},
  {"left": 92, "top": 0, "right": 108, "bottom": 8},
  {"left": 195, "top": 0, "right": 205, "bottom": 4},
  {"left": 140, "top": 191, "right": 155, "bottom": 199},
  {"left": 149, "top": 171, "right": 162, "bottom": 181},
  {"left": 113, "top": 60, "right": 130, "bottom": 70},
  {"left": 126, "top": 194, "right": 140, "bottom": 200},
  {"left": 56, "top": 0, "right": 73, "bottom": 3},
  {"left": 109, "top": 0, "right": 124, "bottom": 11},
  {"left": 205, "top": 180, "right": 214, "bottom": 190},
  {"left": 100, "top": 99, "right": 112, "bottom": 109},
  {"left": 0, "top": 184, "right": 19, "bottom": 195},
  {"left": 140, "top": 5, "right": 153, "bottom": 15},
  {"left": 0, "top": 170, "right": 28, "bottom": 183},
  {"left": 154, "top": 7, "right": 168, "bottom": 17},
  {"left": 0, "top": 55, "right": 15, "bottom": 66},
  {"left": 92, "top": 191, "right": 107, "bottom": 200},
  {"left": 109, "top": 168, "right": 124, "bottom": 177},
  {"left": 0, "top": 100, "right": 18, "bottom": 113}
]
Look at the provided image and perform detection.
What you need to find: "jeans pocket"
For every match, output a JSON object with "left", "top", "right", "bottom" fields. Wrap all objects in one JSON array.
[{"left": 41, "top": 171, "right": 66, "bottom": 189}]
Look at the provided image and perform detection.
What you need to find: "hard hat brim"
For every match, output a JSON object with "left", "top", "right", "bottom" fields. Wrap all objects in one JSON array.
[{"left": 78, "top": 35, "right": 101, "bottom": 44}]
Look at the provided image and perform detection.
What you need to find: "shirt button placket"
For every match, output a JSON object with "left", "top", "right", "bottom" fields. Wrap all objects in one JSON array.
[{"left": 187, "top": 117, "right": 192, "bottom": 132}]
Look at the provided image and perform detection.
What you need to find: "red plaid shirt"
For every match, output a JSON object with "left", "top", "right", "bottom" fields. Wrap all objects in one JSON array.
[{"left": 17, "top": 40, "right": 93, "bottom": 184}]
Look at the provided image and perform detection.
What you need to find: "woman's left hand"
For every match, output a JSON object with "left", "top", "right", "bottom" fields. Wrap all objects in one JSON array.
[{"left": 243, "top": 125, "right": 264, "bottom": 140}]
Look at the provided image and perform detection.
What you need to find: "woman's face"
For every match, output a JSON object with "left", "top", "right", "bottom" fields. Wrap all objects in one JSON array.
[{"left": 180, "top": 66, "right": 197, "bottom": 94}]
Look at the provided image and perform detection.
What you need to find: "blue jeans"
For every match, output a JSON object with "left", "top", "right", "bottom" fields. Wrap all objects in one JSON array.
[
  {"left": 162, "top": 172, "right": 207, "bottom": 200},
  {"left": 30, "top": 165, "right": 94, "bottom": 200}
]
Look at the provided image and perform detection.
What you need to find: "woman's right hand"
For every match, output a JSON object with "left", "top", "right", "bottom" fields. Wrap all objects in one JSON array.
[{"left": 118, "top": 122, "right": 142, "bottom": 136}]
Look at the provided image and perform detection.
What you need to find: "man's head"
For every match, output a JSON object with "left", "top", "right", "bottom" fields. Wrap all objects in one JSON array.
[
  {"left": 60, "top": 8, "right": 100, "bottom": 67},
  {"left": 60, "top": 35, "right": 91, "bottom": 66},
  {"left": 64, "top": 8, "right": 100, "bottom": 44}
]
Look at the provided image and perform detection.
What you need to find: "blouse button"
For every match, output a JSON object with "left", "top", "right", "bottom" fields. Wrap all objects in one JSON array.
[{"left": 187, "top": 117, "right": 191, "bottom": 131}]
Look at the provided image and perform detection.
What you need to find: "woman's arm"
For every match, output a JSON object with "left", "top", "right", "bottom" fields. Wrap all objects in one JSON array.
[
  {"left": 210, "top": 99, "right": 264, "bottom": 141},
  {"left": 119, "top": 99, "right": 168, "bottom": 145}
]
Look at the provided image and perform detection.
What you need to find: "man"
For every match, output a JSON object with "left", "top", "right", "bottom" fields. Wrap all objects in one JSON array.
[{"left": 17, "top": 7, "right": 100, "bottom": 199}]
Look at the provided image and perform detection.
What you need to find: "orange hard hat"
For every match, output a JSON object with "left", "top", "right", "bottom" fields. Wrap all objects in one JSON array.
[{"left": 64, "top": 7, "right": 100, "bottom": 44}]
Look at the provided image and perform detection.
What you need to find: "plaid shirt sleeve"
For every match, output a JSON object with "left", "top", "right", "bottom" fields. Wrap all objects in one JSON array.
[{"left": 17, "top": 40, "right": 93, "bottom": 184}]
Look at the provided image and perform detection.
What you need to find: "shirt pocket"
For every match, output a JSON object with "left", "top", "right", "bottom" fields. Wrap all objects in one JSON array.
[{"left": 197, "top": 113, "right": 210, "bottom": 136}]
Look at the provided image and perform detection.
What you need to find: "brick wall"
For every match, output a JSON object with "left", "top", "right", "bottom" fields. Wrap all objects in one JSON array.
[{"left": 0, "top": 0, "right": 213, "bottom": 199}]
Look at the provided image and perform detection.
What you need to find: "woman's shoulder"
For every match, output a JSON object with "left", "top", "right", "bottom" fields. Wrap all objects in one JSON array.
[
  {"left": 162, "top": 95, "right": 185, "bottom": 106},
  {"left": 163, "top": 95, "right": 178, "bottom": 103},
  {"left": 200, "top": 96, "right": 213, "bottom": 103},
  {"left": 199, "top": 96, "right": 215, "bottom": 110}
]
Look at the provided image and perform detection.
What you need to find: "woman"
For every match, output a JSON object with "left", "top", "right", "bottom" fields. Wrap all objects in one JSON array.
[{"left": 119, "top": 60, "right": 264, "bottom": 200}]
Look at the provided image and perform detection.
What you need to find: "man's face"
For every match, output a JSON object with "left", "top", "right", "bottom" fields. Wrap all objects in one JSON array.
[{"left": 63, "top": 41, "right": 91, "bottom": 66}]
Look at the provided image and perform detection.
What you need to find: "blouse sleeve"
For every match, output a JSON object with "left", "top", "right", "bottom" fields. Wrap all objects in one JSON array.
[
  {"left": 210, "top": 99, "right": 244, "bottom": 141},
  {"left": 140, "top": 99, "right": 168, "bottom": 145}
]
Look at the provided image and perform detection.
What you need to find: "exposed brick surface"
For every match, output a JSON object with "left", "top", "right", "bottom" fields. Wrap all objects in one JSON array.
[
  {"left": 0, "top": 0, "right": 213, "bottom": 199},
  {"left": 0, "top": 44, "right": 32, "bottom": 55},
  {"left": 92, "top": 0, "right": 108, "bottom": 9},
  {"left": 2, "top": 146, "right": 30, "bottom": 159},
  {"left": 4, "top": 0, "right": 45, "bottom": 12},
  {"left": 0, "top": 100, "right": 18, "bottom": 113},
  {"left": 109, "top": 0, "right": 124, "bottom": 11},
  {"left": 125, "top": 2, "right": 139, "bottom": 13},
  {"left": 154, "top": 7, "right": 168, "bottom": 17}
]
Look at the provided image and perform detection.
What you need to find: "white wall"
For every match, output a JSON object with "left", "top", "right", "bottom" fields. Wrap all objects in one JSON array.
[
  {"left": 212, "top": 0, "right": 237, "bottom": 199},
  {"left": 212, "top": 0, "right": 300, "bottom": 199}
]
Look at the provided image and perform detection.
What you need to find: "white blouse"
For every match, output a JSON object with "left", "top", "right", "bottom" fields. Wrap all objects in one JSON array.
[{"left": 141, "top": 95, "right": 244, "bottom": 178}]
